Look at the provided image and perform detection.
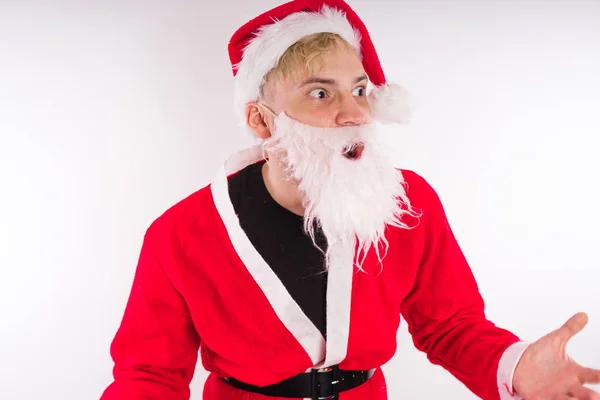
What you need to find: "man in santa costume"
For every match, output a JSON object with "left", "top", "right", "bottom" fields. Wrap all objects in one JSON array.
[{"left": 100, "top": 1, "right": 600, "bottom": 399}]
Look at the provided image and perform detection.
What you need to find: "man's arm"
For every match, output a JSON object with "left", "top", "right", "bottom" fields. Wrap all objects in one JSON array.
[
  {"left": 101, "top": 228, "right": 200, "bottom": 400},
  {"left": 399, "top": 174, "right": 523, "bottom": 400}
]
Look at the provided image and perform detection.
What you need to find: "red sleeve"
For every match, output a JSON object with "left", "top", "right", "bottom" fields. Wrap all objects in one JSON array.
[
  {"left": 100, "top": 227, "right": 200, "bottom": 400},
  {"left": 400, "top": 173, "right": 520, "bottom": 400}
]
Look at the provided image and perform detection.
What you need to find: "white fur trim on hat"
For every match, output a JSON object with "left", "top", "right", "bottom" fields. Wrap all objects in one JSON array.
[{"left": 233, "top": 5, "right": 362, "bottom": 124}]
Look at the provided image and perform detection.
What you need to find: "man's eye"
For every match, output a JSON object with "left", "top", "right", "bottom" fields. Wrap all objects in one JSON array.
[
  {"left": 352, "top": 87, "right": 365, "bottom": 97},
  {"left": 309, "top": 89, "right": 327, "bottom": 99}
]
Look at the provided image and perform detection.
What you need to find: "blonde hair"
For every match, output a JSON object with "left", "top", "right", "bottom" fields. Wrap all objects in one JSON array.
[{"left": 259, "top": 32, "right": 356, "bottom": 100}]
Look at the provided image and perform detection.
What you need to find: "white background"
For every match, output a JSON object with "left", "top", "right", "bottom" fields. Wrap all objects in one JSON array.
[{"left": 1, "top": 0, "right": 599, "bottom": 399}]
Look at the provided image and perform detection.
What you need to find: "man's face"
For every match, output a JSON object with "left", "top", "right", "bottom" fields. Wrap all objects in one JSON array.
[
  {"left": 259, "top": 41, "right": 410, "bottom": 270},
  {"left": 266, "top": 43, "right": 372, "bottom": 128}
]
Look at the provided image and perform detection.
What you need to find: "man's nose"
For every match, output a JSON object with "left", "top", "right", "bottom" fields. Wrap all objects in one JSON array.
[{"left": 335, "top": 94, "right": 369, "bottom": 126}]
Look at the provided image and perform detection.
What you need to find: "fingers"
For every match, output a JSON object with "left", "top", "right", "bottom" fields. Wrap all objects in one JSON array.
[
  {"left": 568, "top": 384, "right": 600, "bottom": 400},
  {"left": 557, "top": 312, "right": 589, "bottom": 342},
  {"left": 579, "top": 368, "right": 600, "bottom": 384}
]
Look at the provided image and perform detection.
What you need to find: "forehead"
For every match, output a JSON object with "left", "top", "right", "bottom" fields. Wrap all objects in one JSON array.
[
  {"left": 286, "top": 44, "right": 366, "bottom": 84},
  {"left": 316, "top": 44, "right": 364, "bottom": 74}
]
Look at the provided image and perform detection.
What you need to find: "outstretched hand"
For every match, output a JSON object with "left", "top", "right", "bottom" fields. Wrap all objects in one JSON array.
[{"left": 513, "top": 312, "right": 600, "bottom": 399}]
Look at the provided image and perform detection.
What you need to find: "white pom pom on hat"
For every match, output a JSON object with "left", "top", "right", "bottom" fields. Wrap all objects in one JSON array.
[{"left": 368, "top": 83, "right": 414, "bottom": 124}]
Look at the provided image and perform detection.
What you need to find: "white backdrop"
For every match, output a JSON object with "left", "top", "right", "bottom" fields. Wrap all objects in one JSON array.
[{"left": 1, "top": 0, "right": 599, "bottom": 399}]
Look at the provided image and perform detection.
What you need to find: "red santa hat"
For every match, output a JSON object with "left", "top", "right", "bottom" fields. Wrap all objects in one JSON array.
[{"left": 228, "top": 0, "right": 413, "bottom": 127}]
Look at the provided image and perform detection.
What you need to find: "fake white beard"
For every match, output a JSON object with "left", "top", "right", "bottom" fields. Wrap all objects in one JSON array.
[{"left": 263, "top": 112, "right": 417, "bottom": 271}]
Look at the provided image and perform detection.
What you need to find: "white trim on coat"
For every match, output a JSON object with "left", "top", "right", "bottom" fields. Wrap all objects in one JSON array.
[{"left": 210, "top": 144, "right": 355, "bottom": 370}]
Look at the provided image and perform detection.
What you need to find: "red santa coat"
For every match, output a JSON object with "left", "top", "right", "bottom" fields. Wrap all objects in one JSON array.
[{"left": 101, "top": 146, "right": 527, "bottom": 400}]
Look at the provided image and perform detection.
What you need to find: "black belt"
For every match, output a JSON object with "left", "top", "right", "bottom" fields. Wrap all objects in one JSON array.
[{"left": 223, "top": 365, "right": 375, "bottom": 399}]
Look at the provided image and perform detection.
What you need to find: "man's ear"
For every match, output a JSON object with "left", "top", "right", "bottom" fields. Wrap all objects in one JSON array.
[{"left": 245, "top": 103, "right": 272, "bottom": 140}]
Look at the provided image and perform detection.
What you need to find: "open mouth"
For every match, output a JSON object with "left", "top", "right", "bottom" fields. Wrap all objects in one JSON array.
[{"left": 342, "top": 143, "right": 365, "bottom": 160}]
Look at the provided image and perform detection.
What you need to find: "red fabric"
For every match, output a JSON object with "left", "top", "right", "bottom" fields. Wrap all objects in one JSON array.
[
  {"left": 228, "top": 0, "right": 387, "bottom": 86},
  {"left": 100, "top": 170, "right": 520, "bottom": 400}
]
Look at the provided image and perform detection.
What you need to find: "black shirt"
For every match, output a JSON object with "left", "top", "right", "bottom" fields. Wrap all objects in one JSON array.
[{"left": 228, "top": 160, "right": 328, "bottom": 337}]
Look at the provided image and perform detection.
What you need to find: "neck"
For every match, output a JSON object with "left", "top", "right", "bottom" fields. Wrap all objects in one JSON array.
[{"left": 261, "top": 158, "right": 305, "bottom": 216}]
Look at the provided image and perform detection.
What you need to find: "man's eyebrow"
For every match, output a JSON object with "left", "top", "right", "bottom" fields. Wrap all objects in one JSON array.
[
  {"left": 298, "top": 74, "right": 369, "bottom": 87},
  {"left": 354, "top": 74, "right": 368, "bottom": 83},
  {"left": 298, "top": 77, "right": 337, "bottom": 87}
]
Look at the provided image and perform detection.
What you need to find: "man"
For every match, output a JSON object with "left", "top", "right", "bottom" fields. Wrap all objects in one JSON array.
[{"left": 101, "top": 1, "right": 600, "bottom": 399}]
